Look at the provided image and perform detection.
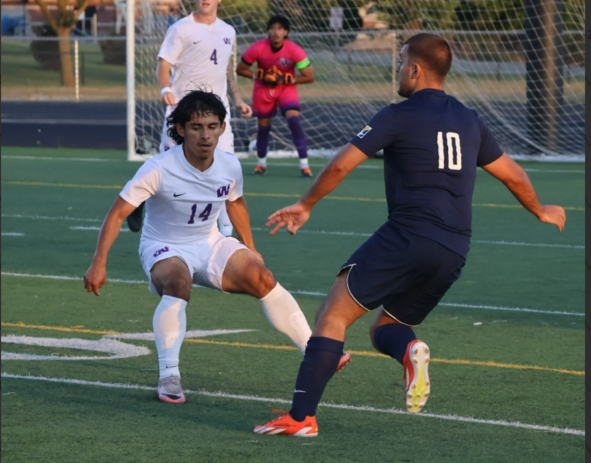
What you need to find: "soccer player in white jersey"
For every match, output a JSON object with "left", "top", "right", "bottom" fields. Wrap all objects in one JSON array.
[
  {"left": 85, "top": 91, "right": 350, "bottom": 403},
  {"left": 127, "top": 0, "right": 252, "bottom": 238}
]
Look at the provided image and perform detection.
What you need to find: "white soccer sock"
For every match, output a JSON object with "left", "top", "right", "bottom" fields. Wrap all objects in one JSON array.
[
  {"left": 257, "top": 157, "right": 267, "bottom": 167},
  {"left": 259, "top": 283, "right": 312, "bottom": 354},
  {"left": 153, "top": 295, "right": 188, "bottom": 379},
  {"left": 299, "top": 158, "right": 309, "bottom": 169},
  {"left": 218, "top": 203, "right": 233, "bottom": 237}
]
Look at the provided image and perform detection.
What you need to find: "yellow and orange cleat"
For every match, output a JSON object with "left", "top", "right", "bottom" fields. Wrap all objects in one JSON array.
[
  {"left": 253, "top": 165, "right": 267, "bottom": 175},
  {"left": 301, "top": 167, "right": 313, "bottom": 178},
  {"left": 254, "top": 409, "right": 318, "bottom": 437},
  {"left": 403, "top": 339, "right": 431, "bottom": 414}
]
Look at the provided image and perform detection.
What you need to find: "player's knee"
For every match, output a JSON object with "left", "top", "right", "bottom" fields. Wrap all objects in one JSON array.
[
  {"left": 252, "top": 267, "right": 276, "bottom": 299},
  {"left": 369, "top": 322, "right": 380, "bottom": 351},
  {"left": 162, "top": 276, "right": 192, "bottom": 300}
]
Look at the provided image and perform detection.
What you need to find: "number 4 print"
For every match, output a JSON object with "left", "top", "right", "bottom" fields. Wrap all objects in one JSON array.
[
  {"left": 188, "top": 203, "right": 213, "bottom": 224},
  {"left": 210, "top": 49, "right": 218, "bottom": 65}
]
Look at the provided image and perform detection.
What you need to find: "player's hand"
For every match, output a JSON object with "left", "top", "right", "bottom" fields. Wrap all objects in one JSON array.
[
  {"left": 161, "top": 91, "right": 176, "bottom": 107},
  {"left": 84, "top": 262, "right": 107, "bottom": 296},
  {"left": 266, "top": 201, "right": 311, "bottom": 236},
  {"left": 537, "top": 205, "right": 566, "bottom": 232},
  {"left": 237, "top": 102, "right": 253, "bottom": 119}
]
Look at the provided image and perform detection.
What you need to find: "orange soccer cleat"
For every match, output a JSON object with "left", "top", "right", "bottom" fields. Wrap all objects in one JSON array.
[
  {"left": 253, "top": 165, "right": 267, "bottom": 175},
  {"left": 403, "top": 339, "right": 431, "bottom": 414},
  {"left": 337, "top": 352, "right": 351, "bottom": 372},
  {"left": 254, "top": 409, "right": 318, "bottom": 437},
  {"left": 301, "top": 167, "right": 313, "bottom": 178}
]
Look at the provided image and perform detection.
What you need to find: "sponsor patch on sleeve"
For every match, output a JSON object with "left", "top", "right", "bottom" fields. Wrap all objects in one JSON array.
[{"left": 357, "top": 125, "right": 372, "bottom": 138}]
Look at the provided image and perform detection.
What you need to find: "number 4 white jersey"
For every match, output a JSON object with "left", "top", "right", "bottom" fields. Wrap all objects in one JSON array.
[
  {"left": 158, "top": 16, "right": 235, "bottom": 108},
  {"left": 120, "top": 145, "right": 243, "bottom": 244}
]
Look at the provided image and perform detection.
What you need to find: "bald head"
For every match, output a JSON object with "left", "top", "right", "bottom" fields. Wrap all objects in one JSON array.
[{"left": 404, "top": 33, "right": 452, "bottom": 80}]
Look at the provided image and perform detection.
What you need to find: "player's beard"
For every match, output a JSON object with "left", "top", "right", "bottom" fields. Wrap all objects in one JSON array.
[{"left": 397, "top": 82, "right": 413, "bottom": 99}]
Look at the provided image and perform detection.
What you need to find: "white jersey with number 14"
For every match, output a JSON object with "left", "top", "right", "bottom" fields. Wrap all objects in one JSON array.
[{"left": 119, "top": 144, "right": 243, "bottom": 244}]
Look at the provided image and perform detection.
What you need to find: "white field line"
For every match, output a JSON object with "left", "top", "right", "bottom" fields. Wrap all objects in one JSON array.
[
  {"left": 2, "top": 214, "right": 102, "bottom": 222},
  {"left": 1, "top": 232, "right": 25, "bottom": 236},
  {"left": 2, "top": 156, "right": 583, "bottom": 173},
  {"left": 0, "top": 373, "right": 584, "bottom": 437},
  {"left": 2, "top": 215, "right": 581, "bottom": 249},
  {"left": 1, "top": 272, "right": 584, "bottom": 317},
  {"left": 69, "top": 226, "right": 129, "bottom": 233},
  {"left": 251, "top": 228, "right": 583, "bottom": 249},
  {"left": 2, "top": 155, "right": 118, "bottom": 162}
]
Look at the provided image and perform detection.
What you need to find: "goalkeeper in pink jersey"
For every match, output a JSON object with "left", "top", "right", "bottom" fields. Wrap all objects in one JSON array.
[{"left": 237, "top": 15, "right": 315, "bottom": 177}]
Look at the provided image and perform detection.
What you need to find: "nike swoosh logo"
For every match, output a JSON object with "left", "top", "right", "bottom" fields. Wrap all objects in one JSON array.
[
  {"left": 193, "top": 41, "right": 201, "bottom": 44},
  {"left": 294, "top": 389, "right": 306, "bottom": 393},
  {"left": 173, "top": 193, "right": 186, "bottom": 197}
]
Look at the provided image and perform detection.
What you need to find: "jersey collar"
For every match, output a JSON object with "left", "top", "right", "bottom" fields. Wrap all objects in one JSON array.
[
  {"left": 178, "top": 144, "right": 217, "bottom": 178},
  {"left": 411, "top": 88, "right": 447, "bottom": 98}
]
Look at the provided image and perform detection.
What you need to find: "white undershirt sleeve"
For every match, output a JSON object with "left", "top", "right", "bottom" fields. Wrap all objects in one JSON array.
[{"left": 119, "top": 161, "right": 162, "bottom": 207}]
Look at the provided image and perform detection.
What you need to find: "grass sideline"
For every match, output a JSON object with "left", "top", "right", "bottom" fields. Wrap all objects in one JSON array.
[{"left": 1, "top": 146, "right": 584, "bottom": 462}]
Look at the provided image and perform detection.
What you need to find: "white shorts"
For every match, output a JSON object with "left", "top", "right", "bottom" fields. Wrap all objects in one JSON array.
[
  {"left": 139, "top": 234, "right": 247, "bottom": 295},
  {"left": 160, "top": 107, "right": 234, "bottom": 154}
]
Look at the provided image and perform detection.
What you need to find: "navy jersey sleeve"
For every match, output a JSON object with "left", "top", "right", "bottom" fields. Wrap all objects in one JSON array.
[
  {"left": 349, "top": 106, "right": 397, "bottom": 157},
  {"left": 476, "top": 117, "right": 504, "bottom": 167}
]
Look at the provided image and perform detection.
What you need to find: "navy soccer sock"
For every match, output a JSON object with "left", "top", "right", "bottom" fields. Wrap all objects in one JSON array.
[
  {"left": 373, "top": 323, "right": 417, "bottom": 365},
  {"left": 287, "top": 116, "right": 308, "bottom": 159},
  {"left": 289, "top": 336, "right": 344, "bottom": 421},
  {"left": 257, "top": 124, "right": 271, "bottom": 160}
]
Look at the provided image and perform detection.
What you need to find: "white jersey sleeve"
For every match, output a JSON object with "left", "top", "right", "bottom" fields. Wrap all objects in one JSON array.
[
  {"left": 158, "top": 25, "right": 184, "bottom": 65},
  {"left": 120, "top": 161, "right": 162, "bottom": 207},
  {"left": 227, "top": 157, "right": 243, "bottom": 202}
]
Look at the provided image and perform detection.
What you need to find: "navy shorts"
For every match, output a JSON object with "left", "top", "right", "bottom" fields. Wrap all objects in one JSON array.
[{"left": 340, "top": 220, "right": 466, "bottom": 326}]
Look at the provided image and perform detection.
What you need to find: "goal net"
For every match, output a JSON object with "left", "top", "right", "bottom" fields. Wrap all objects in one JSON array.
[{"left": 129, "top": 0, "right": 584, "bottom": 161}]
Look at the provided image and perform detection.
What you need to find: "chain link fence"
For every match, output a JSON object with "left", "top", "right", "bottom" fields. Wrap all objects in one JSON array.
[{"left": 2, "top": 36, "right": 126, "bottom": 101}]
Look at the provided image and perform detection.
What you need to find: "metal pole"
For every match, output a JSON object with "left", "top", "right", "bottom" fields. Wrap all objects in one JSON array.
[
  {"left": 92, "top": 13, "right": 98, "bottom": 43},
  {"left": 391, "top": 33, "right": 398, "bottom": 103},
  {"left": 524, "top": 0, "right": 564, "bottom": 154},
  {"left": 74, "top": 39, "right": 80, "bottom": 102},
  {"left": 127, "top": 0, "right": 136, "bottom": 160}
]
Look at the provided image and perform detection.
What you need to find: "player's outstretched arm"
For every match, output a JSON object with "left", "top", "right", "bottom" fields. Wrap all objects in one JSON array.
[
  {"left": 227, "top": 61, "right": 252, "bottom": 119},
  {"left": 266, "top": 143, "right": 368, "bottom": 236},
  {"left": 225, "top": 197, "right": 263, "bottom": 263},
  {"left": 84, "top": 197, "right": 137, "bottom": 296},
  {"left": 482, "top": 153, "right": 566, "bottom": 231}
]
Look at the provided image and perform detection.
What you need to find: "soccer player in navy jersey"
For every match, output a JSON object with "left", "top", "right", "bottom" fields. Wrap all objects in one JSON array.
[{"left": 253, "top": 33, "right": 566, "bottom": 437}]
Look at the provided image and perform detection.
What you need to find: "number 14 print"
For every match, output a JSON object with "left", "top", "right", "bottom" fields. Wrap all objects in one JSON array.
[{"left": 188, "top": 203, "right": 213, "bottom": 224}]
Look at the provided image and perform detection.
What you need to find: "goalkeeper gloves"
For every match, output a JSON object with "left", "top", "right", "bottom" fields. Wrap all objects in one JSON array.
[{"left": 256, "top": 66, "right": 294, "bottom": 86}]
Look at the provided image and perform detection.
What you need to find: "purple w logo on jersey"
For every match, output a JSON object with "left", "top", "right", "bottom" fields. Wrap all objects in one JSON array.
[
  {"left": 223, "top": 38, "right": 231, "bottom": 45},
  {"left": 217, "top": 184, "right": 231, "bottom": 197},
  {"left": 153, "top": 246, "right": 170, "bottom": 258}
]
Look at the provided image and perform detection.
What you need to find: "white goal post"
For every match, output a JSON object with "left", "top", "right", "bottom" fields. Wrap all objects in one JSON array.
[{"left": 127, "top": 0, "right": 584, "bottom": 163}]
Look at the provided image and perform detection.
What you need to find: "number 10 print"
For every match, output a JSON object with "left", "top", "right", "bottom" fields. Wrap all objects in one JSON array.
[{"left": 437, "top": 132, "right": 462, "bottom": 170}]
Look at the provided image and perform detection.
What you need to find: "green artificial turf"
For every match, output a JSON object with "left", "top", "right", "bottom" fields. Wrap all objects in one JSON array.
[{"left": 1, "top": 146, "right": 585, "bottom": 462}]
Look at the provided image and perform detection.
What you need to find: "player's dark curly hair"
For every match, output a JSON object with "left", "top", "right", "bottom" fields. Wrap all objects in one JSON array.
[
  {"left": 267, "top": 14, "right": 290, "bottom": 33},
  {"left": 166, "top": 90, "right": 227, "bottom": 145}
]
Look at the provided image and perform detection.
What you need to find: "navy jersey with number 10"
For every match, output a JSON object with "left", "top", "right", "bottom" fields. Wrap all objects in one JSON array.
[{"left": 350, "top": 89, "right": 504, "bottom": 257}]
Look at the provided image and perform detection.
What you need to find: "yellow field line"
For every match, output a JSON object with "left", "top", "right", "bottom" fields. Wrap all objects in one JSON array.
[
  {"left": 1, "top": 322, "right": 583, "bottom": 376},
  {"left": 4, "top": 181, "right": 584, "bottom": 211},
  {"left": 1, "top": 321, "right": 120, "bottom": 335}
]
